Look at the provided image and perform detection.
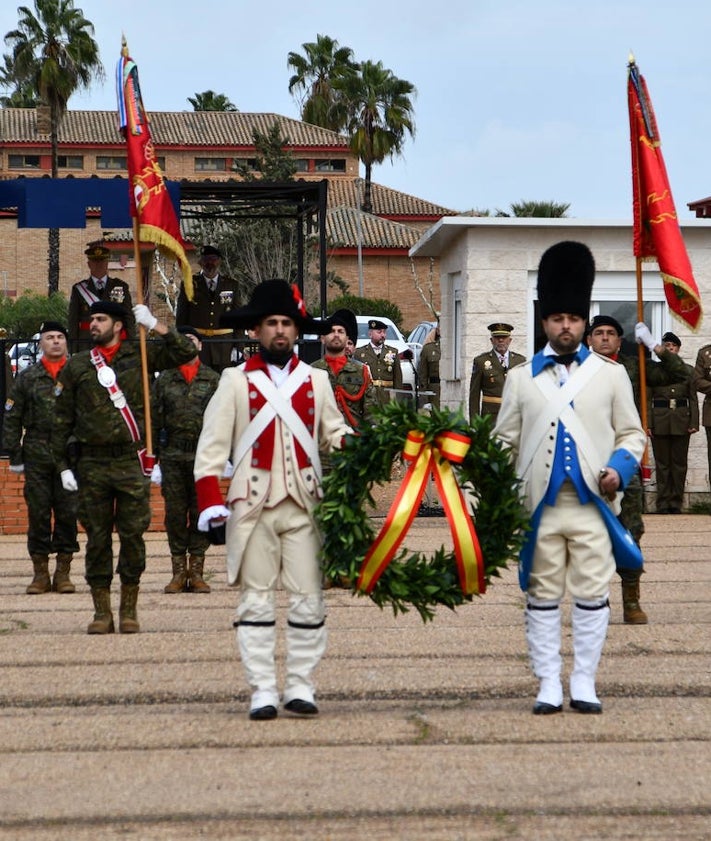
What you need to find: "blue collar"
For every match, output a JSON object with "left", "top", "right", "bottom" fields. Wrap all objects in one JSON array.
[{"left": 532, "top": 344, "right": 590, "bottom": 377}]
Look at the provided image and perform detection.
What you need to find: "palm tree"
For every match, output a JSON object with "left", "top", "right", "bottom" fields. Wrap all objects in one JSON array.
[
  {"left": 187, "top": 90, "right": 238, "bottom": 112},
  {"left": 4, "top": 0, "right": 104, "bottom": 294},
  {"left": 333, "top": 60, "right": 416, "bottom": 213},
  {"left": 0, "top": 54, "right": 37, "bottom": 106},
  {"left": 287, "top": 34, "right": 357, "bottom": 132},
  {"left": 496, "top": 200, "right": 570, "bottom": 218}
]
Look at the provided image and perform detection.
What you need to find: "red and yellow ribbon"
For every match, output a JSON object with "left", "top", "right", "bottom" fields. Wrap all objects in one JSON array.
[{"left": 357, "top": 429, "right": 485, "bottom": 596}]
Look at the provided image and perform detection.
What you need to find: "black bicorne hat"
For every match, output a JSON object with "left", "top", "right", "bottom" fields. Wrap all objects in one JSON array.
[
  {"left": 327, "top": 308, "right": 358, "bottom": 344},
  {"left": 219, "top": 279, "right": 331, "bottom": 334}
]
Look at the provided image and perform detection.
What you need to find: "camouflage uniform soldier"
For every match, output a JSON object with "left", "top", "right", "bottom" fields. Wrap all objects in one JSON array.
[
  {"left": 417, "top": 326, "right": 441, "bottom": 409},
  {"left": 647, "top": 332, "right": 699, "bottom": 514},
  {"left": 68, "top": 244, "right": 135, "bottom": 352},
  {"left": 352, "top": 318, "right": 403, "bottom": 407},
  {"left": 311, "top": 309, "right": 375, "bottom": 430},
  {"left": 51, "top": 301, "right": 196, "bottom": 635},
  {"left": 152, "top": 326, "right": 220, "bottom": 593},
  {"left": 3, "top": 321, "right": 79, "bottom": 594},
  {"left": 587, "top": 315, "right": 687, "bottom": 624},
  {"left": 469, "top": 323, "right": 526, "bottom": 422}
]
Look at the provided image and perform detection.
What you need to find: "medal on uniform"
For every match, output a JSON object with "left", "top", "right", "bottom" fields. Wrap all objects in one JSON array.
[{"left": 96, "top": 365, "right": 117, "bottom": 388}]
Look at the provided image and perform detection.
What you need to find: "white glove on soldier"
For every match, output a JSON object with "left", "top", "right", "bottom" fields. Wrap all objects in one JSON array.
[
  {"left": 634, "top": 322, "right": 656, "bottom": 352},
  {"left": 150, "top": 464, "right": 162, "bottom": 485},
  {"left": 60, "top": 469, "right": 78, "bottom": 492},
  {"left": 9, "top": 464, "right": 24, "bottom": 474},
  {"left": 133, "top": 304, "right": 158, "bottom": 331},
  {"left": 197, "top": 504, "right": 231, "bottom": 532}
]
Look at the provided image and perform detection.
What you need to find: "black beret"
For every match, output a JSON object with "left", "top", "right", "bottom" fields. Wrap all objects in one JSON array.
[
  {"left": 177, "top": 325, "right": 203, "bottom": 340},
  {"left": 589, "top": 315, "right": 624, "bottom": 337},
  {"left": 90, "top": 300, "right": 127, "bottom": 321},
  {"left": 662, "top": 331, "right": 681, "bottom": 347},
  {"left": 38, "top": 320, "right": 68, "bottom": 337}
]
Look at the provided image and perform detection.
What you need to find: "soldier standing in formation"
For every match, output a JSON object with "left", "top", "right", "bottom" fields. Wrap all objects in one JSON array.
[
  {"left": 51, "top": 301, "right": 196, "bottom": 635},
  {"left": 152, "top": 326, "right": 221, "bottom": 594},
  {"left": 586, "top": 315, "right": 687, "bottom": 625},
  {"left": 417, "top": 325, "right": 441, "bottom": 409},
  {"left": 469, "top": 322, "right": 526, "bottom": 422},
  {"left": 647, "top": 331, "right": 698, "bottom": 514},
  {"left": 353, "top": 318, "right": 403, "bottom": 407},
  {"left": 691, "top": 341, "right": 711, "bottom": 493},
  {"left": 67, "top": 244, "right": 135, "bottom": 352},
  {"left": 176, "top": 245, "right": 241, "bottom": 373},
  {"left": 311, "top": 308, "right": 375, "bottom": 430},
  {"left": 3, "top": 321, "right": 79, "bottom": 594}
]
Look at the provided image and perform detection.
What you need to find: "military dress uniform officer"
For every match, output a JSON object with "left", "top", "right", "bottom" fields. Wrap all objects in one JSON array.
[
  {"left": 691, "top": 342, "right": 711, "bottom": 492},
  {"left": 352, "top": 318, "right": 403, "bottom": 407},
  {"left": 311, "top": 308, "right": 375, "bottom": 430},
  {"left": 51, "top": 301, "right": 197, "bottom": 635},
  {"left": 647, "top": 332, "right": 699, "bottom": 514},
  {"left": 3, "top": 321, "right": 79, "bottom": 595},
  {"left": 67, "top": 244, "right": 135, "bottom": 352},
  {"left": 469, "top": 323, "right": 526, "bottom": 422},
  {"left": 175, "top": 245, "right": 241, "bottom": 374},
  {"left": 152, "top": 326, "right": 220, "bottom": 593},
  {"left": 417, "top": 326, "right": 441, "bottom": 409}
]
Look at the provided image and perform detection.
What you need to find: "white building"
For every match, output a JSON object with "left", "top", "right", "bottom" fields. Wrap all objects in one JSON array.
[{"left": 410, "top": 217, "right": 711, "bottom": 507}]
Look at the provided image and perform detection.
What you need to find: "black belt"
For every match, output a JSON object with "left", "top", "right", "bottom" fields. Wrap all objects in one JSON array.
[
  {"left": 653, "top": 398, "right": 688, "bottom": 408},
  {"left": 167, "top": 437, "right": 198, "bottom": 453},
  {"left": 80, "top": 442, "right": 141, "bottom": 458}
]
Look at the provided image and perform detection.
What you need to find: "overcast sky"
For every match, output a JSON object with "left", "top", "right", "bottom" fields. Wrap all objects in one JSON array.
[{"left": 2, "top": 0, "right": 710, "bottom": 220}]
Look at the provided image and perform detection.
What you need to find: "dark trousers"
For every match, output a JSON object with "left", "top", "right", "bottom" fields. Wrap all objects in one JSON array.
[
  {"left": 24, "top": 460, "right": 79, "bottom": 556},
  {"left": 651, "top": 434, "right": 690, "bottom": 511},
  {"left": 161, "top": 458, "right": 210, "bottom": 558}
]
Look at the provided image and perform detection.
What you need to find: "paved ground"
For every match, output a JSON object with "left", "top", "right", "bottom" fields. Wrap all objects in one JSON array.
[{"left": 0, "top": 514, "right": 709, "bottom": 840}]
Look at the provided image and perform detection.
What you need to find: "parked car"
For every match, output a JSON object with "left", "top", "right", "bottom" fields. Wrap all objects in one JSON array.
[
  {"left": 355, "top": 315, "right": 416, "bottom": 391},
  {"left": 8, "top": 334, "right": 41, "bottom": 376},
  {"left": 406, "top": 320, "right": 438, "bottom": 367}
]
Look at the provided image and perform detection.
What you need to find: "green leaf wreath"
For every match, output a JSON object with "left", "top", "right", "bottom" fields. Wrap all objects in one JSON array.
[{"left": 316, "top": 401, "right": 530, "bottom": 622}]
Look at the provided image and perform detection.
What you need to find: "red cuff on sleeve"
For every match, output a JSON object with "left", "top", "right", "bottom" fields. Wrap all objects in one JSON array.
[{"left": 196, "top": 475, "right": 224, "bottom": 512}]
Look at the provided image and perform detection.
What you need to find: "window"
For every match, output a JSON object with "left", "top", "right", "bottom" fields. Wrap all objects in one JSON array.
[
  {"left": 232, "top": 158, "right": 259, "bottom": 172},
  {"left": 294, "top": 159, "right": 309, "bottom": 172},
  {"left": 96, "top": 155, "right": 126, "bottom": 171},
  {"left": 314, "top": 158, "right": 346, "bottom": 172},
  {"left": 156, "top": 156, "right": 166, "bottom": 172},
  {"left": 8, "top": 154, "right": 40, "bottom": 169},
  {"left": 195, "top": 157, "right": 226, "bottom": 172},
  {"left": 58, "top": 155, "right": 84, "bottom": 169}
]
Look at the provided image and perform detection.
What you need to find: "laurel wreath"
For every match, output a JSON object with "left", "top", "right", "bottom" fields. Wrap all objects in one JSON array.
[{"left": 316, "top": 400, "right": 530, "bottom": 622}]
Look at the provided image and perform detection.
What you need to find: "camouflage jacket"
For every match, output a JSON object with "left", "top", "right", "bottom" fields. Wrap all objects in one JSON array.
[
  {"left": 311, "top": 357, "right": 375, "bottom": 429},
  {"left": 51, "top": 330, "right": 196, "bottom": 470},
  {"left": 152, "top": 362, "right": 220, "bottom": 461},
  {"left": 618, "top": 347, "right": 687, "bottom": 411},
  {"left": 3, "top": 359, "right": 68, "bottom": 466}
]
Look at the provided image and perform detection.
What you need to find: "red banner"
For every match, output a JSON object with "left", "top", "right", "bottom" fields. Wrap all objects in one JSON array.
[
  {"left": 116, "top": 39, "right": 193, "bottom": 300},
  {"left": 628, "top": 58, "right": 702, "bottom": 330}
]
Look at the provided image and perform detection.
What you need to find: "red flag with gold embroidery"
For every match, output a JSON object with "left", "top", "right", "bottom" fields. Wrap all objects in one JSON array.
[
  {"left": 116, "top": 38, "right": 193, "bottom": 300},
  {"left": 628, "top": 56, "right": 701, "bottom": 330}
]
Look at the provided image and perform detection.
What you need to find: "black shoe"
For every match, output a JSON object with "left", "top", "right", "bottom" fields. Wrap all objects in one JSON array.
[
  {"left": 284, "top": 699, "right": 319, "bottom": 716},
  {"left": 570, "top": 699, "right": 602, "bottom": 714},
  {"left": 249, "top": 704, "right": 278, "bottom": 721},
  {"left": 532, "top": 701, "right": 563, "bottom": 715}
]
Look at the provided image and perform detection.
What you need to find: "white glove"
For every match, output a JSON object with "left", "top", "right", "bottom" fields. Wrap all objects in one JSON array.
[
  {"left": 150, "top": 464, "right": 162, "bottom": 485},
  {"left": 9, "top": 463, "right": 24, "bottom": 474},
  {"left": 197, "top": 504, "right": 231, "bottom": 532},
  {"left": 634, "top": 322, "right": 656, "bottom": 352},
  {"left": 133, "top": 304, "right": 158, "bottom": 331},
  {"left": 60, "top": 469, "right": 78, "bottom": 492},
  {"left": 222, "top": 460, "right": 234, "bottom": 478}
]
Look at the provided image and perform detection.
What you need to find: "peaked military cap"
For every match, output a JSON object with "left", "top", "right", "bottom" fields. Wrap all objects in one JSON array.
[
  {"left": 488, "top": 322, "right": 514, "bottom": 336},
  {"left": 368, "top": 318, "right": 387, "bottom": 330},
  {"left": 84, "top": 244, "right": 110, "bottom": 260}
]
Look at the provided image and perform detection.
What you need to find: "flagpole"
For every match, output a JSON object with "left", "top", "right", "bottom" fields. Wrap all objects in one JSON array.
[
  {"left": 635, "top": 256, "right": 650, "bottom": 478},
  {"left": 132, "top": 217, "right": 153, "bottom": 459}
]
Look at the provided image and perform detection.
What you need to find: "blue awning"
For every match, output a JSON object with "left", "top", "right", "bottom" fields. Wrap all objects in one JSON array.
[{"left": 0, "top": 178, "right": 181, "bottom": 228}]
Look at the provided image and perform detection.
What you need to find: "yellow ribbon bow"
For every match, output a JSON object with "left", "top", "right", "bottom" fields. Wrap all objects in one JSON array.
[{"left": 357, "top": 429, "right": 485, "bottom": 596}]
